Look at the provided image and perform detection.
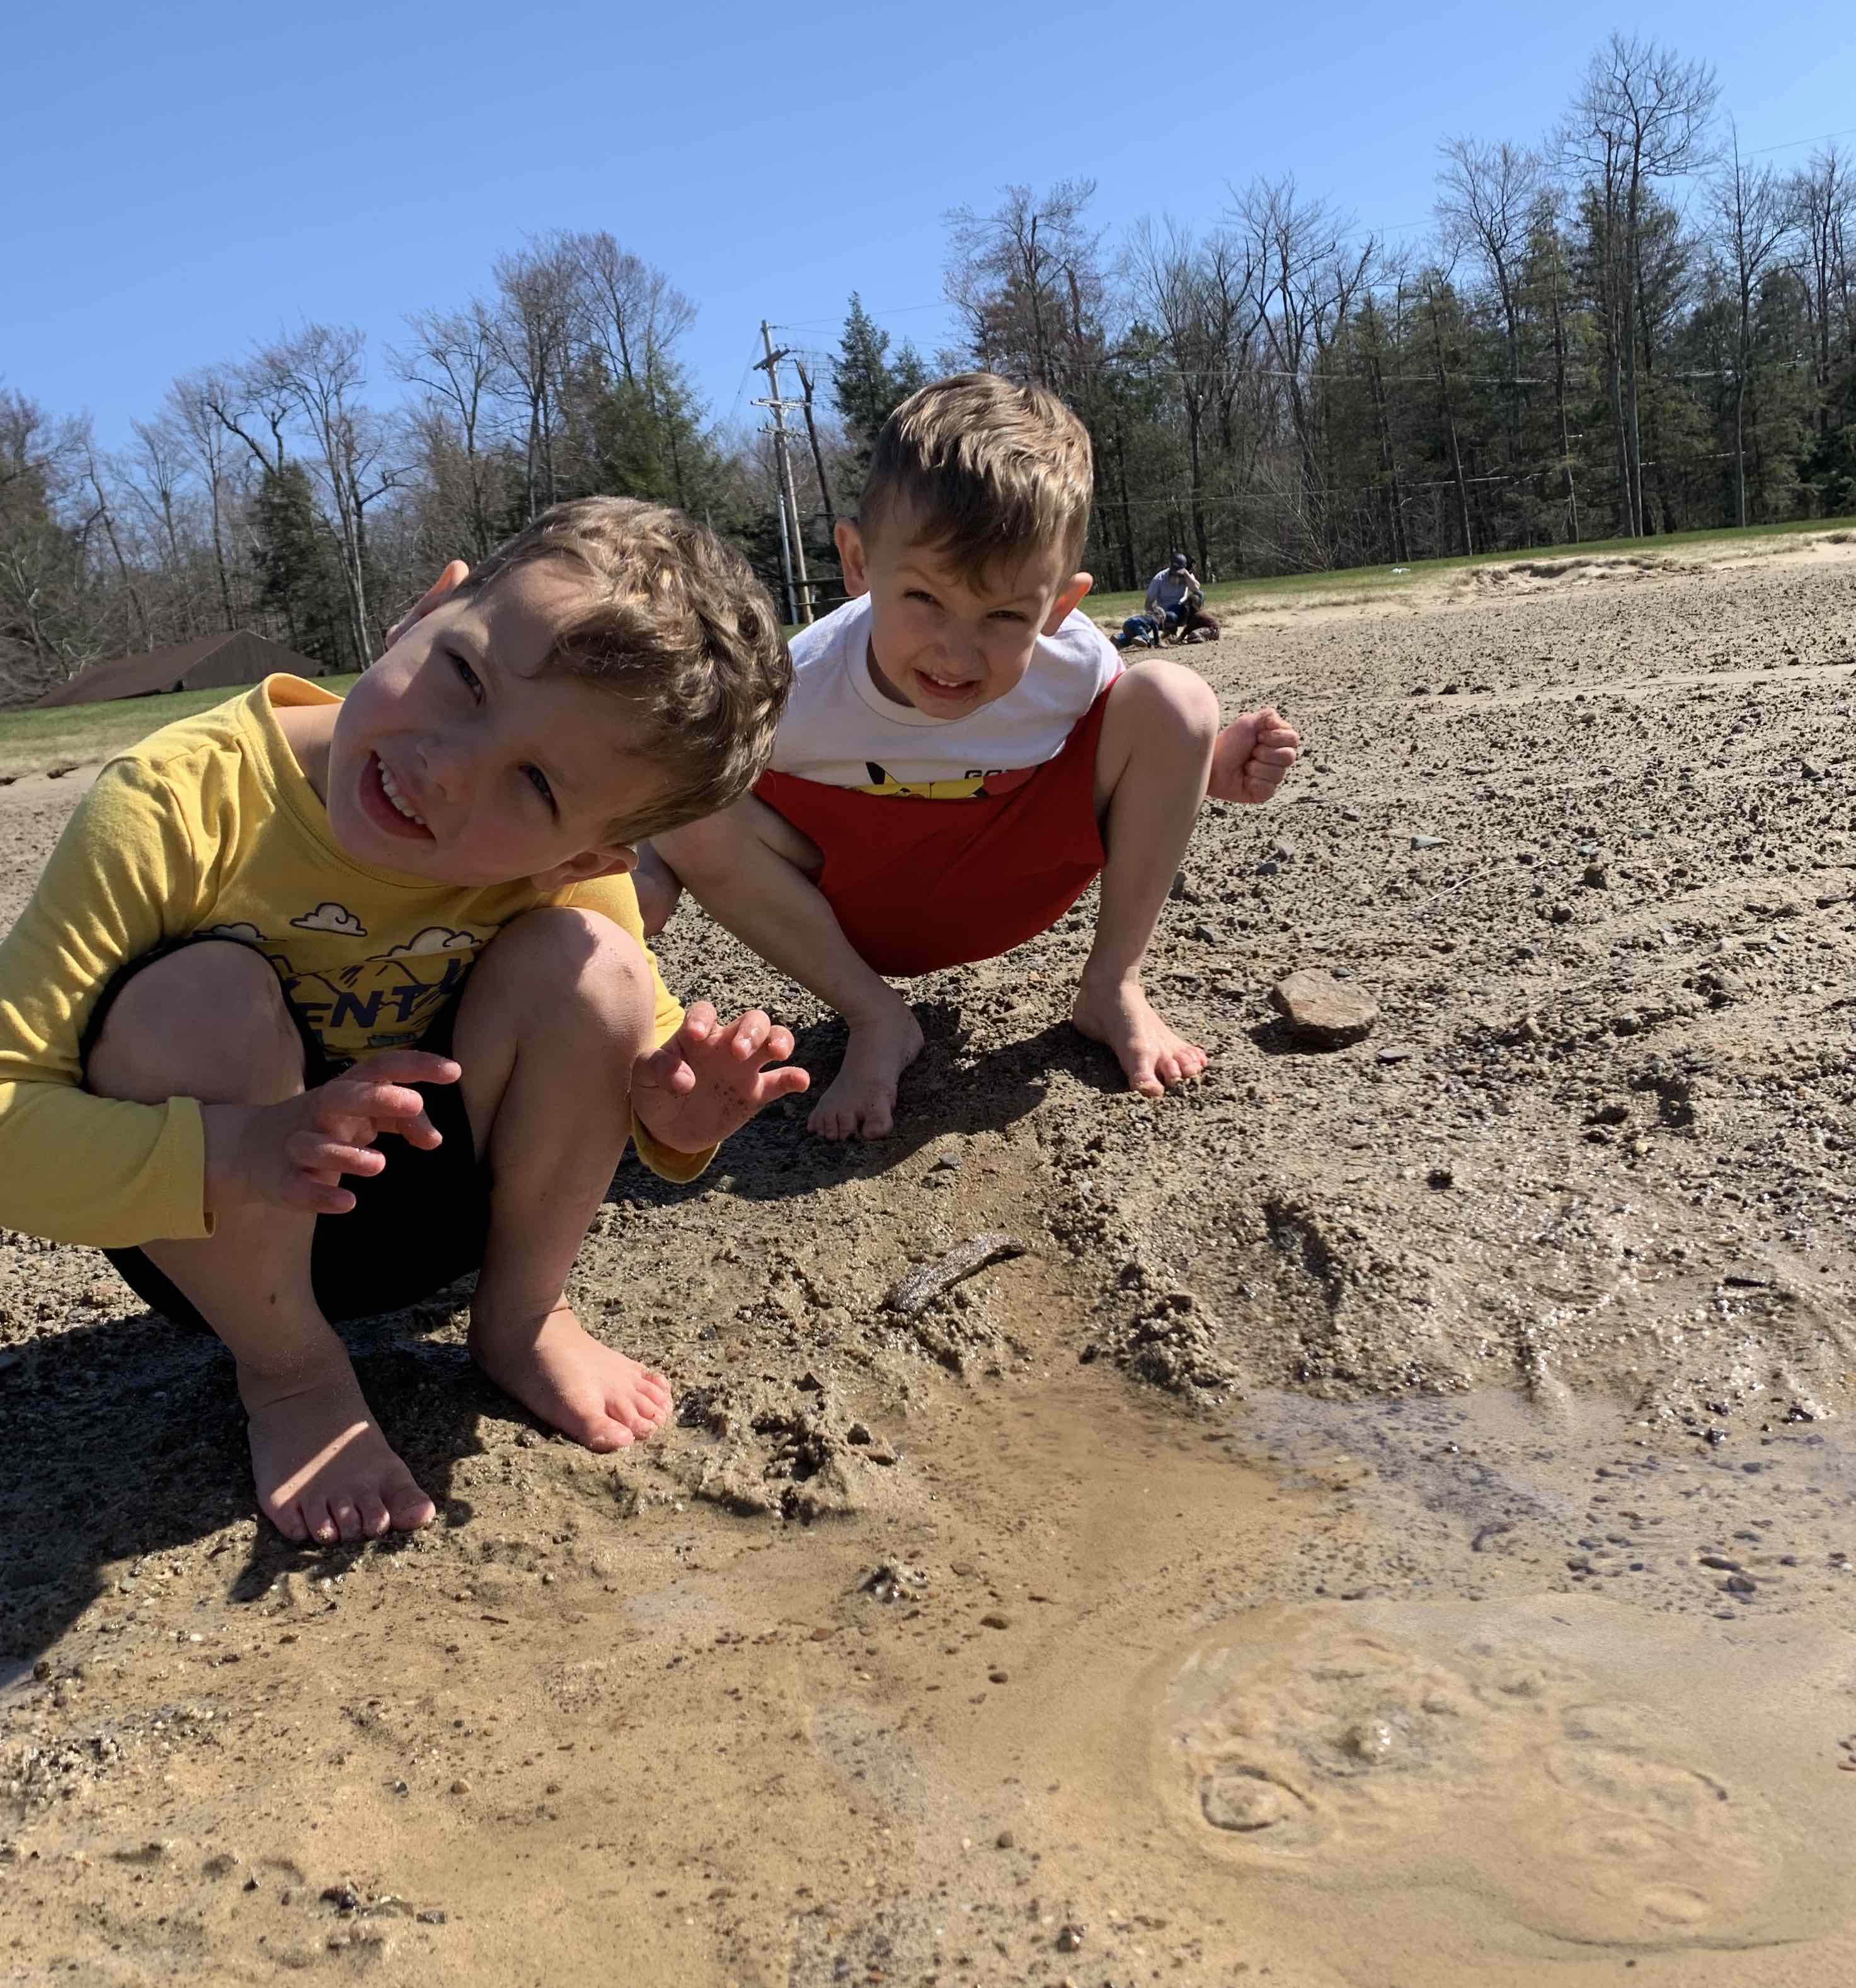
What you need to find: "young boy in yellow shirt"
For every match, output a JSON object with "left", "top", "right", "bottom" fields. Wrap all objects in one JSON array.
[
  {"left": 646, "top": 375, "right": 1298, "bottom": 1138},
  {"left": 0, "top": 498, "right": 806, "bottom": 1545}
]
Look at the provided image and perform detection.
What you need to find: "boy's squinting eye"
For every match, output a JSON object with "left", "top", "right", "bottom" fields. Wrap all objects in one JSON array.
[
  {"left": 903, "top": 589, "right": 940, "bottom": 608},
  {"left": 449, "top": 650, "right": 483, "bottom": 699},
  {"left": 522, "top": 765, "right": 555, "bottom": 809}
]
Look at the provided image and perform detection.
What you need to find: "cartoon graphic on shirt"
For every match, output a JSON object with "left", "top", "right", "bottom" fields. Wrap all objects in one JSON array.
[
  {"left": 381, "top": 926, "right": 477, "bottom": 959},
  {"left": 198, "top": 914, "right": 486, "bottom": 1057},
  {"left": 857, "top": 760, "right": 1039, "bottom": 801},
  {"left": 289, "top": 901, "right": 367, "bottom": 937},
  {"left": 287, "top": 927, "right": 484, "bottom": 1051}
]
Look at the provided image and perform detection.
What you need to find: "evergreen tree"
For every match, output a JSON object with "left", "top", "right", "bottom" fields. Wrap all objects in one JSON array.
[
  {"left": 830, "top": 296, "right": 925, "bottom": 477},
  {"left": 251, "top": 462, "right": 349, "bottom": 673}
]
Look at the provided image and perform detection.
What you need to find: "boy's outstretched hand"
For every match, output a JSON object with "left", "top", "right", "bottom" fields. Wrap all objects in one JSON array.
[
  {"left": 631, "top": 1003, "right": 811, "bottom": 1155},
  {"left": 206, "top": 1049, "right": 461, "bottom": 1218},
  {"left": 1208, "top": 706, "right": 1300, "bottom": 805}
]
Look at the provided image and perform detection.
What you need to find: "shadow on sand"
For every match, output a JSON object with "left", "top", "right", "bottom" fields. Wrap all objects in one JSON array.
[
  {"left": 0, "top": 1302, "right": 509, "bottom": 1673},
  {"left": 0, "top": 1003, "right": 1125, "bottom": 1672}
]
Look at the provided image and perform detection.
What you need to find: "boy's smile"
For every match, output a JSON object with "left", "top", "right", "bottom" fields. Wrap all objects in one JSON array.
[
  {"left": 295, "top": 563, "right": 665, "bottom": 892},
  {"left": 836, "top": 513, "right": 1091, "bottom": 721}
]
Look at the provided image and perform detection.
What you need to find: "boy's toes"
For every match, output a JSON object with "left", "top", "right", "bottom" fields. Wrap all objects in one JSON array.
[
  {"left": 267, "top": 1499, "right": 311, "bottom": 1544},
  {"left": 562, "top": 1403, "right": 636, "bottom": 1453},
  {"left": 329, "top": 1497, "right": 364, "bottom": 1542},
  {"left": 386, "top": 1480, "right": 437, "bottom": 1532},
  {"left": 357, "top": 1490, "right": 392, "bottom": 1538}
]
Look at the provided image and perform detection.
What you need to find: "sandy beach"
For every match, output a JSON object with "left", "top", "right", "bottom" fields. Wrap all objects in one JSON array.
[{"left": 4, "top": 530, "right": 1855, "bottom": 1986}]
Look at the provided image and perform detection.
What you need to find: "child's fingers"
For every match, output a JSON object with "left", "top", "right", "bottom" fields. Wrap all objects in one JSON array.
[
  {"left": 757, "top": 1065, "right": 811, "bottom": 1102},
  {"left": 631, "top": 1039, "right": 692, "bottom": 1094},
  {"left": 680, "top": 1001, "right": 718, "bottom": 1043},
  {"left": 387, "top": 1111, "right": 444, "bottom": 1150},
  {"left": 762, "top": 1024, "right": 796, "bottom": 1066},
  {"left": 316, "top": 1077, "right": 432, "bottom": 1130},
  {"left": 346, "top": 1050, "right": 461, "bottom": 1087},
  {"left": 728, "top": 1010, "right": 772, "bottom": 1060},
  {"left": 1253, "top": 745, "right": 1299, "bottom": 767},
  {"left": 284, "top": 1172, "right": 357, "bottom": 1216},
  {"left": 289, "top": 1131, "right": 387, "bottom": 1178}
]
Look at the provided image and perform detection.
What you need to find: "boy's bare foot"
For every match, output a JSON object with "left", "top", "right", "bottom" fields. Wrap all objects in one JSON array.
[
  {"left": 810, "top": 998, "right": 925, "bottom": 1140},
  {"left": 470, "top": 1304, "right": 673, "bottom": 1452},
  {"left": 241, "top": 1364, "right": 436, "bottom": 1544},
  {"left": 633, "top": 843, "right": 683, "bottom": 939},
  {"left": 1072, "top": 973, "right": 1208, "bottom": 1097}
]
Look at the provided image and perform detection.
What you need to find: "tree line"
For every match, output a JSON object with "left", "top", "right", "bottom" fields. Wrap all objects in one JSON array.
[{"left": 3, "top": 31, "right": 1852, "bottom": 703}]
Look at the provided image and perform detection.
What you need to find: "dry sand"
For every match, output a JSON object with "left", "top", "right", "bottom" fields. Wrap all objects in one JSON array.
[{"left": 4, "top": 532, "right": 1856, "bottom": 1985}]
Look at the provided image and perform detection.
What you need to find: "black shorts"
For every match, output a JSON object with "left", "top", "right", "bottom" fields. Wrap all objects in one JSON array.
[{"left": 85, "top": 940, "right": 491, "bottom": 1332}]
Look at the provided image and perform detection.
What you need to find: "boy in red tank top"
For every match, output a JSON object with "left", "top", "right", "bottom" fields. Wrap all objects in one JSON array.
[{"left": 645, "top": 375, "right": 1298, "bottom": 1140}]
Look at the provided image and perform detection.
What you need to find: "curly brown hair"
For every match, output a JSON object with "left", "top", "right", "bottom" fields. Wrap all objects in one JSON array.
[{"left": 455, "top": 497, "right": 790, "bottom": 842}]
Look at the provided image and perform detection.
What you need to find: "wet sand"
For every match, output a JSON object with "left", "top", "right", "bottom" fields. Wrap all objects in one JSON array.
[{"left": 3, "top": 531, "right": 1855, "bottom": 1984}]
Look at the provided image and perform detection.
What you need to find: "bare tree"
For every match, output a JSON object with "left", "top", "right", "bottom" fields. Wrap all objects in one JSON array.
[
  {"left": 198, "top": 361, "right": 291, "bottom": 481},
  {"left": 1792, "top": 144, "right": 1855, "bottom": 443},
  {"left": 490, "top": 238, "right": 585, "bottom": 519},
  {"left": 0, "top": 389, "right": 93, "bottom": 694},
  {"left": 255, "top": 323, "right": 408, "bottom": 663},
  {"left": 570, "top": 231, "right": 696, "bottom": 389},
  {"left": 944, "top": 180, "right": 1104, "bottom": 391},
  {"left": 164, "top": 372, "right": 244, "bottom": 631},
  {"left": 1711, "top": 130, "right": 1797, "bottom": 525},
  {"left": 77, "top": 428, "right": 152, "bottom": 650},
  {"left": 392, "top": 301, "right": 502, "bottom": 559},
  {"left": 1126, "top": 218, "right": 1263, "bottom": 574},
  {"left": 1231, "top": 176, "right": 1376, "bottom": 561},
  {"left": 1558, "top": 33, "right": 1719, "bottom": 535},
  {"left": 1437, "top": 139, "right": 1542, "bottom": 459},
  {"left": 566, "top": 231, "right": 701, "bottom": 506}
]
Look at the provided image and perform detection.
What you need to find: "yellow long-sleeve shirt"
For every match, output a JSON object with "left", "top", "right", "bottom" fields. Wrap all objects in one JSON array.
[{"left": 0, "top": 674, "right": 708, "bottom": 1248}]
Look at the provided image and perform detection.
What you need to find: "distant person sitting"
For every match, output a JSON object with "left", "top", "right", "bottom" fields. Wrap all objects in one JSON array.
[
  {"left": 1145, "top": 552, "right": 1218, "bottom": 644},
  {"left": 1145, "top": 551, "right": 1199, "bottom": 627}
]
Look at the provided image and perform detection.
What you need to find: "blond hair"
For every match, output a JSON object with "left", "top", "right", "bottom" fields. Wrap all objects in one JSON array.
[
  {"left": 456, "top": 497, "right": 789, "bottom": 842},
  {"left": 861, "top": 374, "right": 1094, "bottom": 578}
]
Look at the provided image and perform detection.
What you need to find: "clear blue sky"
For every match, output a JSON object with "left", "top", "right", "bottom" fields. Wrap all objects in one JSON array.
[{"left": 6, "top": 0, "right": 1853, "bottom": 450}]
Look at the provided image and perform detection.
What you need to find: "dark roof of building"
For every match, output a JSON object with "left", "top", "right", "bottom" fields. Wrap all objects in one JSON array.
[{"left": 35, "top": 632, "right": 324, "bottom": 708}]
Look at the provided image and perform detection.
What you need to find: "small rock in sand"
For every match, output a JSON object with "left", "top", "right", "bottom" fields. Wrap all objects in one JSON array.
[{"left": 1270, "top": 971, "right": 1378, "bottom": 1049}]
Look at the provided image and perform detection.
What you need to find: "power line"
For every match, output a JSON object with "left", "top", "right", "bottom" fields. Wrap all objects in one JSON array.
[{"left": 1748, "top": 123, "right": 1856, "bottom": 157}]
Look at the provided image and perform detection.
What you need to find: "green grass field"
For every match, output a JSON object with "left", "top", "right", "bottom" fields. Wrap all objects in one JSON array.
[{"left": 0, "top": 674, "right": 364, "bottom": 782}]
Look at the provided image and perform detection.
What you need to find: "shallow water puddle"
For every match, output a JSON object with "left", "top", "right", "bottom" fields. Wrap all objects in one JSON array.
[
  {"left": 914, "top": 1380, "right": 1856, "bottom": 1985},
  {"left": 6, "top": 1371, "right": 1856, "bottom": 1985},
  {"left": 1154, "top": 1594, "right": 1852, "bottom": 1972}
]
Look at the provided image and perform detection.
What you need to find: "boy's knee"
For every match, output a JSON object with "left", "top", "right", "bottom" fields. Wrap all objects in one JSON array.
[
  {"left": 486, "top": 908, "right": 655, "bottom": 1040},
  {"left": 86, "top": 942, "right": 302, "bottom": 1106},
  {"left": 1116, "top": 661, "right": 1220, "bottom": 747}
]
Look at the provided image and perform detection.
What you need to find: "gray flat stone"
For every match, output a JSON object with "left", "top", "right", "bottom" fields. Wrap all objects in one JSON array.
[{"left": 1270, "top": 970, "right": 1379, "bottom": 1049}]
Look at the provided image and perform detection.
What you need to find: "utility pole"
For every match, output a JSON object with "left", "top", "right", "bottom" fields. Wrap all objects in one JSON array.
[{"left": 755, "top": 322, "right": 813, "bottom": 625}]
